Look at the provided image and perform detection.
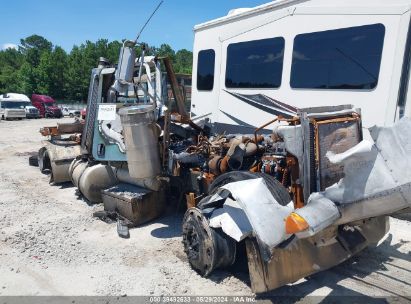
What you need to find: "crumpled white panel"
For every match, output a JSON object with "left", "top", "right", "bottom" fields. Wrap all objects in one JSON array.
[
  {"left": 324, "top": 137, "right": 397, "bottom": 204},
  {"left": 324, "top": 118, "right": 411, "bottom": 206},
  {"left": 221, "top": 178, "right": 294, "bottom": 260},
  {"left": 209, "top": 197, "right": 252, "bottom": 242},
  {"left": 295, "top": 193, "right": 340, "bottom": 238}
]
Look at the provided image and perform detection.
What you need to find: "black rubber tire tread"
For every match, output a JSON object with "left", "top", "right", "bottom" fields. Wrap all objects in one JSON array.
[
  {"left": 28, "top": 155, "right": 39, "bottom": 167},
  {"left": 208, "top": 171, "right": 291, "bottom": 206},
  {"left": 38, "top": 148, "right": 51, "bottom": 173}
]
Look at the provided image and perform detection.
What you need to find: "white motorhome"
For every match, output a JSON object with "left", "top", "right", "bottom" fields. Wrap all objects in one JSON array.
[
  {"left": 191, "top": 0, "right": 411, "bottom": 132},
  {"left": 0, "top": 93, "right": 30, "bottom": 120}
]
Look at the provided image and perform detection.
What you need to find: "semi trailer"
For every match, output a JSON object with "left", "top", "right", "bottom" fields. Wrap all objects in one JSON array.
[{"left": 34, "top": 0, "right": 411, "bottom": 294}]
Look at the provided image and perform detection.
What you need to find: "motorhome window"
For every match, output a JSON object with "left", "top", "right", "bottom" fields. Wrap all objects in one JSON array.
[
  {"left": 197, "top": 49, "right": 215, "bottom": 91},
  {"left": 291, "top": 24, "right": 385, "bottom": 90},
  {"left": 225, "top": 37, "right": 285, "bottom": 89},
  {"left": 1, "top": 101, "right": 27, "bottom": 109}
]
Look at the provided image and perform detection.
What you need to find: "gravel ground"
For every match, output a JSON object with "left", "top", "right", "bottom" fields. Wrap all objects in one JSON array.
[{"left": 0, "top": 118, "right": 410, "bottom": 302}]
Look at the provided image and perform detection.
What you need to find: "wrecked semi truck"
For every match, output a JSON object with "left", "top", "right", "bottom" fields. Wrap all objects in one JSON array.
[
  {"left": 179, "top": 0, "right": 411, "bottom": 292},
  {"left": 34, "top": 0, "right": 411, "bottom": 294}
]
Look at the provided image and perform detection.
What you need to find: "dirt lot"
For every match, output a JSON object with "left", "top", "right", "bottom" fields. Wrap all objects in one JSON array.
[{"left": 0, "top": 118, "right": 410, "bottom": 301}]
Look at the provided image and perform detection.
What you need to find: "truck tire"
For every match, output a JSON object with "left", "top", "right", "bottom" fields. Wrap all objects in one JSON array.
[
  {"left": 182, "top": 208, "right": 236, "bottom": 277},
  {"left": 28, "top": 155, "right": 39, "bottom": 167},
  {"left": 69, "top": 113, "right": 74, "bottom": 118},
  {"left": 206, "top": 171, "right": 291, "bottom": 207},
  {"left": 38, "top": 147, "right": 51, "bottom": 173},
  {"left": 184, "top": 172, "right": 291, "bottom": 277}
]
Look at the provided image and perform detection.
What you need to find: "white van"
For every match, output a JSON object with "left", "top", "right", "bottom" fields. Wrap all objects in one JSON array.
[
  {"left": 191, "top": 0, "right": 411, "bottom": 132},
  {"left": 0, "top": 93, "right": 29, "bottom": 120}
]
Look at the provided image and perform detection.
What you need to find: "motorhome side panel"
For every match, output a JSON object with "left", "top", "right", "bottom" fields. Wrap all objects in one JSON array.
[
  {"left": 192, "top": 4, "right": 410, "bottom": 130},
  {"left": 398, "top": 12, "right": 411, "bottom": 120},
  {"left": 191, "top": 26, "right": 222, "bottom": 124},
  {"left": 219, "top": 13, "right": 404, "bottom": 129}
]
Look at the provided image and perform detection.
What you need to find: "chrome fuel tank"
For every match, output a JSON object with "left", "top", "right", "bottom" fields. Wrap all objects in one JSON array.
[{"left": 119, "top": 104, "right": 161, "bottom": 179}]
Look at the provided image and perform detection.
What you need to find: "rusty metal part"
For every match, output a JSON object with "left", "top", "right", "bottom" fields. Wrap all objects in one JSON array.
[
  {"left": 102, "top": 183, "right": 166, "bottom": 226},
  {"left": 219, "top": 156, "right": 229, "bottom": 174},
  {"left": 250, "top": 166, "right": 258, "bottom": 173},
  {"left": 281, "top": 168, "right": 289, "bottom": 186},
  {"left": 162, "top": 110, "right": 171, "bottom": 171},
  {"left": 162, "top": 57, "right": 188, "bottom": 117},
  {"left": 253, "top": 135, "right": 265, "bottom": 144},
  {"left": 186, "top": 192, "right": 196, "bottom": 209},
  {"left": 208, "top": 155, "right": 230, "bottom": 176},
  {"left": 292, "top": 184, "right": 304, "bottom": 209},
  {"left": 311, "top": 115, "right": 362, "bottom": 190},
  {"left": 208, "top": 156, "right": 223, "bottom": 175},
  {"left": 171, "top": 113, "right": 204, "bottom": 133},
  {"left": 186, "top": 134, "right": 212, "bottom": 155},
  {"left": 254, "top": 116, "right": 299, "bottom": 144},
  {"left": 40, "top": 122, "right": 84, "bottom": 137},
  {"left": 254, "top": 117, "right": 279, "bottom": 144},
  {"left": 202, "top": 173, "right": 215, "bottom": 193},
  {"left": 286, "top": 156, "right": 304, "bottom": 208},
  {"left": 246, "top": 216, "right": 389, "bottom": 293},
  {"left": 68, "top": 134, "right": 82, "bottom": 144},
  {"left": 40, "top": 126, "right": 59, "bottom": 137},
  {"left": 40, "top": 140, "right": 81, "bottom": 184}
]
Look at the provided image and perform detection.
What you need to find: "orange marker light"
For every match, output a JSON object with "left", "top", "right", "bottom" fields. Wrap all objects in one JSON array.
[{"left": 285, "top": 213, "right": 309, "bottom": 234}]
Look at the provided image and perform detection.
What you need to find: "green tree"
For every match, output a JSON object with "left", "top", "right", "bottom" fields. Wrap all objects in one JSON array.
[
  {"left": 17, "top": 62, "right": 37, "bottom": 95},
  {"left": 0, "top": 35, "right": 194, "bottom": 101},
  {"left": 65, "top": 45, "right": 89, "bottom": 101},
  {"left": 19, "top": 35, "right": 52, "bottom": 66},
  {"left": 175, "top": 49, "right": 192, "bottom": 74},
  {"left": 0, "top": 48, "right": 24, "bottom": 93},
  {"left": 16, "top": 35, "right": 53, "bottom": 95},
  {"left": 36, "top": 46, "right": 67, "bottom": 98}
]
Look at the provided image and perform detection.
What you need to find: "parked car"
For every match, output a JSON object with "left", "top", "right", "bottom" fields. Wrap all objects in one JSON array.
[
  {"left": 61, "top": 107, "right": 81, "bottom": 117},
  {"left": 31, "top": 94, "right": 62, "bottom": 118},
  {"left": 25, "top": 105, "right": 40, "bottom": 119}
]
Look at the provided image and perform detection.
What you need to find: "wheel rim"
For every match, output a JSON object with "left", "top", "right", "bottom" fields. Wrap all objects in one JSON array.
[{"left": 182, "top": 208, "right": 236, "bottom": 276}]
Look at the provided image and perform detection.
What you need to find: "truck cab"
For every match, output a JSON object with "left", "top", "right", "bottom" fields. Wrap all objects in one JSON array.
[
  {"left": 0, "top": 93, "right": 29, "bottom": 120},
  {"left": 31, "top": 94, "right": 62, "bottom": 118}
]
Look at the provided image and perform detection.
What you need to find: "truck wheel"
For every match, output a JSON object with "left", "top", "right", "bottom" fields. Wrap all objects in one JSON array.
[
  {"left": 69, "top": 113, "right": 74, "bottom": 118},
  {"left": 38, "top": 147, "right": 51, "bottom": 173},
  {"left": 182, "top": 208, "right": 236, "bottom": 277},
  {"left": 28, "top": 155, "right": 39, "bottom": 167},
  {"left": 184, "top": 172, "right": 292, "bottom": 277}
]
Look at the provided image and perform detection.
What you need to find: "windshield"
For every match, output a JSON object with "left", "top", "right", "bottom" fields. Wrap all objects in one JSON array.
[
  {"left": 0, "top": 101, "right": 30, "bottom": 109},
  {"left": 45, "top": 103, "right": 57, "bottom": 108}
]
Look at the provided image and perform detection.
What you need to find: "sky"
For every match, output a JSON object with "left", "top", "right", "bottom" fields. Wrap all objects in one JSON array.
[{"left": 1, "top": 0, "right": 270, "bottom": 52}]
